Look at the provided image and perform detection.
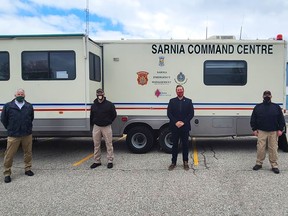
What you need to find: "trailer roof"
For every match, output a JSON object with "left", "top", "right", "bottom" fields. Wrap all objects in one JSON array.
[
  {"left": 0, "top": 33, "right": 85, "bottom": 39},
  {"left": 0, "top": 34, "right": 285, "bottom": 45},
  {"left": 96, "top": 38, "right": 285, "bottom": 45}
]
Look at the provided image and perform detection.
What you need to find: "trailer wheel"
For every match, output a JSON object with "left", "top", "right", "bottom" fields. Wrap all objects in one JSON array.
[
  {"left": 159, "top": 127, "right": 173, "bottom": 153},
  {"left": 126, "top": 126, "right": 154, "bottom": 153}
]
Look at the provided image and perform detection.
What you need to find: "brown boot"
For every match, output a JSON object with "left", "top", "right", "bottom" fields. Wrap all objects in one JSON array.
[
  {"left": 168, "top": 163, "right": 176, "bottom": 171},
  {"left": 183, "top": 161, "right": 189, "bottom": 171}
]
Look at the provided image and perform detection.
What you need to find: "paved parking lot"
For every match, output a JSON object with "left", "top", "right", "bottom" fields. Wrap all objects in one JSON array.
[{"left": 0, "top": 136, "right": 288, "bottom": 216}]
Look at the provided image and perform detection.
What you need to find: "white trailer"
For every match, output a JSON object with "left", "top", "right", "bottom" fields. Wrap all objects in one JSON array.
[
  {"left": 0, "top": 34, "right": 102, "bottom": 136},
  {"left": 101, "top": 36, "right": 287, "bottom": 153},
  {"left": 0, "top": 34, "right": 286, "bottom": 153}
]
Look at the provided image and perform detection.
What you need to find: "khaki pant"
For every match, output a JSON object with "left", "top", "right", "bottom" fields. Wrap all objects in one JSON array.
[
  {"left": 3, "top": 134, "right": 33, "bottom": 176},
  {"left": 256, "top": 130, "right": 278, "bottom": 168},
  {"left": 92, "top": 125, "right": 114, "bottom": 163}
]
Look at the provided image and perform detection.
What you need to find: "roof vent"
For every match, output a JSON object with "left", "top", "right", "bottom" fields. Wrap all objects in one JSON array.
[{"left": 208, "top": 35, "right": 236, "bottom": 40}]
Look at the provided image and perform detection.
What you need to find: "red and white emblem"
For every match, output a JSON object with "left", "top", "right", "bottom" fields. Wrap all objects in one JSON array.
[{"left": 137, "top": 71, "right": 149, "bottom": 85}]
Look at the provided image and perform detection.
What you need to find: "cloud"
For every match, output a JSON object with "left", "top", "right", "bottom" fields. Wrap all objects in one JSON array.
[
  {"left": 0, "top": 0, "right": 37, "bottom": 14},
  {"left": 0, "top": 0, "right": 287, "bottom": 40},
  {"left": 0, "top": 14, "right": 84, "bottom": 35}
]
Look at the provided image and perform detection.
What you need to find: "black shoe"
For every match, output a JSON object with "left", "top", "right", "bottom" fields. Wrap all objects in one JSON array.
[
  {"left": 107, "top": 163, "right": 113, "bottom": 169},
  {"left": 90, "top": 163, "right": 101, "bottom": 169},
  {"left": 183, "top": 161, "right": 189, "bottom": 171},
  {"left": 253, "top": 165, "right": 262, "bottom": 171},
  {"left": 272, "top": 168, "right": 280, "bottom": 174},
  {"left": 168, "top": 163, "right": 176, "bottom": 171},
  {"left": 4, "top": 176, "right": 11, "bottom": 183},
  {"left": 25, "top": 170, "right": 34, "bottom": 176}
]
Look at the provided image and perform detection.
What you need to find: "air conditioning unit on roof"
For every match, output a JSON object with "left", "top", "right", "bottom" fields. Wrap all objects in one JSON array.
[{"left": 208, "top": 35, "right": 236, "bottom": 40}]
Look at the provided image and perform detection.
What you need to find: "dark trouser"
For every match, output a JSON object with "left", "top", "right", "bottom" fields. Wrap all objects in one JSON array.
[{"left": 171, "top": 128, "right": 189, "bottom": 164}]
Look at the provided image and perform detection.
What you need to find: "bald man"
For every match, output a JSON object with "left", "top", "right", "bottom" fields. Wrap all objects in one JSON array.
[{"left": 1, "top": 88, "right": 34, "bottom": 183}]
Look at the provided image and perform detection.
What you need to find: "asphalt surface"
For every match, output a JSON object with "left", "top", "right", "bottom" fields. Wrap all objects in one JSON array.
[{"left": 0, "top": 137, "right": 288, "bottom": 216}]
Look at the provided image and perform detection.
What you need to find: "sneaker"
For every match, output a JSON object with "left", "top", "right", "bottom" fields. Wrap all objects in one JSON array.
[
  {"left": 4, "top": 176, "right": 11, "bottom": 183},
  {"left": 252, "top": 164, "right": 262, "bottom": 171},
  {"left": 25, "top": 170, "right": 34, "bottom": 176},
  {"left": 168, "top": 163, "right": 176, "bottom": 171},
  {"left": 183, "top": 161, "right": 189, "bottom": 171},
  {"left": 90, "top": 163, "right": 101, "bottom": 169},
  {"left": 272, "top": 167, "right": 280, "bottom": 174},
  {"left": 107, "top": 163, "right": 113, "bottom": 169}
]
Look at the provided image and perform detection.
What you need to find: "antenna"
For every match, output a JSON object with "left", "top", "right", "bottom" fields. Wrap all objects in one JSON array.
[
  {"left": 239, "top": 16, "right": 244, "bottom": 40},
  {"left": 85, "top": 0, "right": 89, "bottom": 36},
  {"left": 205, "top": 19, "right": 208, "bottom": 39}
]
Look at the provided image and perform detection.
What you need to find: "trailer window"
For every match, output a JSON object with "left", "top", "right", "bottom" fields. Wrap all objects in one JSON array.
[
  {"left": 89, "top": 52, "right": 101, "bottom": 82},
  {"left": 204, "top": 60, "right": 247, "bottom": 85},
  {"left": 0, "top": 52, "right": 9, "bottom": 81},
  {"left": 22, "top": 51, "right": 76, "bottom": 80}
]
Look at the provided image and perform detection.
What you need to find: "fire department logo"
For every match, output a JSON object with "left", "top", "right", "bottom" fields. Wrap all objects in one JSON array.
[{"left": 137, "top": 71, "right": 149, "bottom": 85}]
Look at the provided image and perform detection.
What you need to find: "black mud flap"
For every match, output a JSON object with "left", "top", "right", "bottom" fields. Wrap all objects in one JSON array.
[{"left": 278, "top": 133, "right": 288, "bottom": 152}]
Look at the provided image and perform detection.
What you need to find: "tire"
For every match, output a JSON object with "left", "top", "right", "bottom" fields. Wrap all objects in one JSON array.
[
  {"left": 159, "top": 127, "right": 173, "bottom": 153},
  {"left": 126, "top": 126, "right": 154, "bottom": 153}
]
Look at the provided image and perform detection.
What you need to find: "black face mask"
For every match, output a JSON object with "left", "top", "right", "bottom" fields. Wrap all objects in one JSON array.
[
  {"left": 263, "top": 96, "right": 271, "bottom": 103},
  {"left": 97, "top": 95, "right": 104, "bottom": 102}
]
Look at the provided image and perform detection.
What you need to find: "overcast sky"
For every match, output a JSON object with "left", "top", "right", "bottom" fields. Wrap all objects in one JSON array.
[{"left": 0, "top": 0, "right": 288, "bottom": 41}]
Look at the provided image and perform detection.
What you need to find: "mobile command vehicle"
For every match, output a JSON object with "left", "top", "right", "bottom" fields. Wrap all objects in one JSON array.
[{"left": 0, "top": 34, "right": 286, "bottom": 153}]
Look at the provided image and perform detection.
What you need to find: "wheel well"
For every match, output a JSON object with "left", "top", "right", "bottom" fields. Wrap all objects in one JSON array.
[{"left": 124, "top": 123, "right": 154, "bottom": 134}]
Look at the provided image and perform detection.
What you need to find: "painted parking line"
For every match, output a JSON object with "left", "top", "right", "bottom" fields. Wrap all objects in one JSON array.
[
  {"left": 192, "top": 137, "right": 199, "bottom": 166},
  {"left": 73, "top": 135, "right": 199, "bottom": 167},
  {"left": 72, "top": 135, "right": 127, "bottom": 167},
  {"left": 72, "top": 153, "right": 94, "bottom": 167}
]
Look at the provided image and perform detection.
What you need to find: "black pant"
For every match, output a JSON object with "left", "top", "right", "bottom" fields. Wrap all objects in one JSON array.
[{"left": 171, "top": 128, "right": 189, "bottom": 164}]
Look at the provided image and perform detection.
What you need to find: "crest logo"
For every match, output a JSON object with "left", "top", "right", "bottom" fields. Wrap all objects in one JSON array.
[
  {"left": 137, "top": 71, "right": 149, "bottom": 85},
  {"left": 159, "top": 56, "right": 165, "bottom": 66},
  {"left": 174, "top": 72, "right": 188, "bottom": 84}
]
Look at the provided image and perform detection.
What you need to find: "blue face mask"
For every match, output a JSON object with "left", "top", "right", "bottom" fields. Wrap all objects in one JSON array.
[{"left": 16, "top": 96, "right": 24, "bottom": 102}]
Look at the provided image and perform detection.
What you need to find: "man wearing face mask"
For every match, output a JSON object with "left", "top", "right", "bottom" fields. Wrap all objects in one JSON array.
[
  {"left": 1, "top": 88, "right": 34, "bottom": 183},
  {"left": 250, "top": 90, "right": 285, "bottom": 174},
  {"left": 167, "top": 85, "right": 194, "bottom": 171},
  {"left": 90, "top": 88, "right": 117, "bottom": 169}
]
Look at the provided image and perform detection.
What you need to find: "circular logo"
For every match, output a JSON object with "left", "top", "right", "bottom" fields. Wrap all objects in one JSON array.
[{"left": 177, "top": 72, "right": 185, "bottom": 82}]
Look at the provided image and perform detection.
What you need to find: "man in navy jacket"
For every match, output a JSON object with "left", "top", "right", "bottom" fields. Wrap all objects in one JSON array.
[
  {"left": 250, "top": 90, "right": 285, "bottom": 174},
  {"left": 1, "top": 88, "right": 34, "bottom": 183},
  {"left": 167, "top": 85, "right": 194, "bottom": 171}
]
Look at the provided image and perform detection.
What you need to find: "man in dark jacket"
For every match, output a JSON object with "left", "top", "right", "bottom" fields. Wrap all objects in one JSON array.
[
  {"left": 90, "top": 88, "right": 117, "bottom": 169},
  {"left": 1, "top": 88, "right": 34, "bottom": 183},
  {"left": 167, "top": 85, "right": 194, "bottom": 171},
  {"left": 250, "top": 90, "right": 285, "bottom": 174}
]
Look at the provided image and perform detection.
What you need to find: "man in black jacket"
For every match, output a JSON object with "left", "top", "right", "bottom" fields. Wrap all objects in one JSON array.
[
  {"left": 250, "top": 90, "right": 285, "bottom": 174},
  {"left": 90, "top": 88, "right": 117, "bottom": 169},
  {"left": 1, "top": 88, "right": 34, "bottom": 183},
  {"left": 167, "top": 85, "right": 194, "bottom": 171}
]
